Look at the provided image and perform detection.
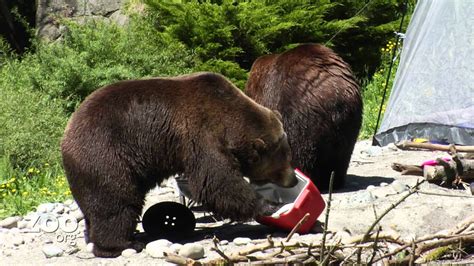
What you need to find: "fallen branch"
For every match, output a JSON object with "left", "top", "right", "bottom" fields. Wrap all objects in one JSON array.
[
  {"left": 164, "top": 252, "right": 201, "bottom": 266},
  {"left": 357, "top": 179, "right": 424, "bottom": 263},
  {"left": 395, "top": 141, "right": 474, "bottom": 153},
  {"left": 320, "top": 171, "right": 335, "bottom": 263},
  {"left": 285, "top": 213, "right": 310, "bottom": 242}
]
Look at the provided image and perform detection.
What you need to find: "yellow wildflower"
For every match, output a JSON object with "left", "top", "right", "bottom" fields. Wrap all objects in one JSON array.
[
  {"left": 11, "top": 189, "right": 16, "bottom": 193},
  {"left": 28, "top": 168, "right": 34, "bottom": 174},
  {"left": 22, "top": 191, "right": 28, "bottom": 196}
]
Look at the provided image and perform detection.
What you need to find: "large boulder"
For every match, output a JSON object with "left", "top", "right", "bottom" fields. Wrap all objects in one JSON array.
[{"left": 36, "top": 0, "right": 128, "bottom": 40}]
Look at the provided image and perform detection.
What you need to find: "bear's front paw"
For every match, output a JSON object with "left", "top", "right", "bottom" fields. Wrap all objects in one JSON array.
[{"left": 129, "top": 241, "right": 145, "bottom": 252}]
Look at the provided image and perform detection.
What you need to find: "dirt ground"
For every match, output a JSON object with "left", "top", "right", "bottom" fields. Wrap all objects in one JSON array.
[{"left": 1, "top": 140, "right": 473, "bottom": 265}]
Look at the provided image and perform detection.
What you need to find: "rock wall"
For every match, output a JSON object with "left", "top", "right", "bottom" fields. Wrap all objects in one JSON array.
[{"left": 36, "top": 0, "right": 129, "bottom": 40}]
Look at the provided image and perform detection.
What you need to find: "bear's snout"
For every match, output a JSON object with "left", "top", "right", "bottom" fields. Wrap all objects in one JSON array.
[{"left": 275, "top": 168, "right": 298, "bottom": 188}]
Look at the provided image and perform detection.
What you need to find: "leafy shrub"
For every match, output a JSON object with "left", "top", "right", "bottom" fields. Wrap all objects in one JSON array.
[
  {"left": 359, "top": 40, "right": 400, "bottom": 139},
  {"left": 0, "top": 15, "right": 195, "bottom": 170},
  {"left": 144, "top": 0, "right": 409, "bottom": 85}
]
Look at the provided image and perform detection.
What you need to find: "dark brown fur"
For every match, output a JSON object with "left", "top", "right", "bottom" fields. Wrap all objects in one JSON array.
[
  {"left": 246, "top": 44, "right": 363, "bottom": 190},
  {"left": 61, "top": 72, "right": 296, "bottom": 258}
]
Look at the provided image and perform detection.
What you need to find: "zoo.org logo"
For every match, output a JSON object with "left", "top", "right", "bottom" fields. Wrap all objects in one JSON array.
[{"left": 27, "top": 214, "right": 80, "bottom": 245}]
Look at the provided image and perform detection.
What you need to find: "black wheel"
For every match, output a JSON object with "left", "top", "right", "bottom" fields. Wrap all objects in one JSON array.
[{"left": 142, "top": 201, "right": 196, "bottom": 241}]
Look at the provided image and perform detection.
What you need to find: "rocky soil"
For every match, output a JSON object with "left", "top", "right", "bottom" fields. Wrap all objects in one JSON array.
[{"left": 1, "top": 140, "right": 473, "bottom": 265}]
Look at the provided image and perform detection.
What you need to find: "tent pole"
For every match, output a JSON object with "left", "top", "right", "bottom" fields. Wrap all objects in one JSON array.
[{"left": 372, "top": 0, "right": 409, "bottom": 146}]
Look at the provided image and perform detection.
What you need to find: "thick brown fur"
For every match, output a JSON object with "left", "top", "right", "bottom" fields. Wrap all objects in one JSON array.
[
  {"left": 246, "top": 44, "right": 363, "bottom": 190},
  {"left": 61, "top": 72, "right": 296, "bottom": 258}
]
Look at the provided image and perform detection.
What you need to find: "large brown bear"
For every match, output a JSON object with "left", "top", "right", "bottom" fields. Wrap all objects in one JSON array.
[
  {"left": 246, "top": 44, "right": 363, "bottom": 190},
  {"left": 61, "top": 72, "right": 296, "bottom": 258}
]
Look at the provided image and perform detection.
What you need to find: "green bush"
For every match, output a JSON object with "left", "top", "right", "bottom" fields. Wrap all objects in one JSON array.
[
  {"left": 145, "top": 0, "right": 361, "bottom": 87},
  {"left": 359, "top": 40, "right": 400, "bottom": 139},
  {"left": 0, "top": 16, "right": 195, "bottom": 170},
  {"left": 144, "top": 0, "right": 408, "bottom": 85},
  {"left": 28, "top": 18, "right": 194, "bottom": 112}
]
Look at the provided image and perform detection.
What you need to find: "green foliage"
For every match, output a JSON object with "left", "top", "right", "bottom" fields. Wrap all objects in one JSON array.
[
  {"left": 0, "top": 161, "right": 70, "bottom": 219},
  {"left": 0, "top": 75, "right": 67, "bottom": 168},
  {"left": 28, "top": 18, "right": 194, "bottom": 112},
  {"left": 144, "top": 0, "right": 408, "bottom": 86},
  {"left": 359, "top": 40, "right": 400, "bottom": 139},
  {"left": 0, "top": 16, "right": 195, "bottom": 170},
  {"left": 329, "top": 0, "right": 413, "bottom": 78}
]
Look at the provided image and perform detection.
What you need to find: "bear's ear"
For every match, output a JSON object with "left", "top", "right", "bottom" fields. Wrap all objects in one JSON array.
[
  {"left": 272, "top": 110, "right": 283, "bottom": 121},
  {"left": 252, "top": 138, "right": 267, "bottom": 152}
]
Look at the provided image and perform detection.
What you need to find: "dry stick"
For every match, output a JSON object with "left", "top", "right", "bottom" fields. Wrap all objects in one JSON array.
[
  {"left": 237, "top": 235, "right": 274, "bottom": 256},
  {"left": 211, "top": 236, "right": 232, "bottom": 264},
  {"left": 417, "top": 190, "right": 474, "bottom": 198},
  {"left": 285, "top": 212, "right": 310, "bottom": 242},
  {"left": 391, "top": 234, "right": 474, "bottom": 264},
  {"left": 409, "top": 240, "right": 416, "bottom": 266},
  {"left": 164, "top": 252, "right": 201, "bottom": 266},
  {"left": 321, "top": 240, "right": 341, "bottom": 265},
  {"left": 452, "top": 215, "right": 474, "bottom": 234},
  {"left": 320, "top": 171, "right": 335, "bottom": 264},
  {"left": 367, "top": 226, "right": 382, "bottom": 265},
  {"left": 348, "top": 231, "right": 405, "bottom": 245},
  {"left": 356, "top": 179, "right": 425, "bottom": 263},
  {"left": 395, "top": 141, "right": 474, "bottom": 153},
  {"left": 373, "top": 232, "right": 474, "bottom": 263}
]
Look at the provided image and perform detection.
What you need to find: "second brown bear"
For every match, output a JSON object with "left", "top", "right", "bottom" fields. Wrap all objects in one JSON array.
[{"left": 246, "top": 44, "right": 363, "bottom": 190}]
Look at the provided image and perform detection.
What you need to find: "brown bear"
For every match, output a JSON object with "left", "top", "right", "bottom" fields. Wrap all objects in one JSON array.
[
  {"left": 246, "top": 44, "right": 363, "bottom": 190},
  {"left": 61, "top": 72, "right": 297, "bottom": 258}
]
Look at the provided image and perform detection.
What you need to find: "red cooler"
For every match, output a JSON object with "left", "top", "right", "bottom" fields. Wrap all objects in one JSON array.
[{"left": 254, "top": 169, "right": 326, "bottom": 233}]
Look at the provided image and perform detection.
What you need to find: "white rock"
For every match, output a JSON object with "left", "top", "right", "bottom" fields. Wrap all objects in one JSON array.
[
  {"left": 380, "top": 182, "right": 389, "bottom": 187},
  {"left": 233, "top": 237, "right": 252, "bottom": 246},
  {"left": 42, "top": 244, "right": 64, "bottom": 258},
  {"left": 169, "top": 243, "right": 183, "bottom": 254},
  {"left": 121, "top": 248, "right": 137, "bottom": 257},
  {"left": 366, "top": 146, "right": 382, "bottom": 157},
  {"left": 37, "top": 203, "right": 56, "bottom": 213},
  {"left": 146, "top": 239, "right": 172, "bottom": 248},
  {"left": 12, "top": 236, "right": 24, "bottom": 246},
  {"left": 366, "top": 185, "right": 376, "bottom": 191},
  {"left": 219, "top": 240, "right": 229, "bottom": 246},
  {"left": 0, "top": 216, "right": 21, "bottom": 229},
  {"left": 64, "top": 199, "right": 74, "bottom": 206},
  {"left": 386, "top": 143, "right": 399, "bottom": 151},
  {"left": 178, "top": 243, "right": 205, "bottom": 259},
  {"left": 86, "top": 242, "right": 94, "bottom": 253},
  {"left": 146, "top": 245, "right": 171, "bottom": 258},
  {"left": 351, "top": 191, "right": 375, "bottom": 203},
  {"left": 69, "top": 202, "right": 79, "bottom": 211},
  {"left": 17, "top": 220, "right": 28, "bottom": 229},
  {"left": 52, "top": 205, "right": 65, "bottom": 214},
  {"left": 391, "top": 180, "right": 408, "bottom": 193},
  {"left": 146, "top": 239, "right": 173, "bottom": 258},
  {"left": 71, "top": 210, "right": 84, "bottom": 222}
]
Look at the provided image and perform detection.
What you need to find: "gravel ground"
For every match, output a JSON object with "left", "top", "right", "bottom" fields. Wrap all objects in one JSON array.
[{"left": 1, "top": 140, "right": 473, "bottom": 265}]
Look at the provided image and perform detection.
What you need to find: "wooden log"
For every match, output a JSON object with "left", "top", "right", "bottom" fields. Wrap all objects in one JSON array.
[
  {"left": 423, "top": 159, "right": 474, "bottom": 182},
  {"left": 396, "top": 141, "right": 474, "bottom": 153}
]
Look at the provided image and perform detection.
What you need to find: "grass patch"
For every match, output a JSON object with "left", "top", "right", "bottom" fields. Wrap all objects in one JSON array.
[{"left": 0, "top": 158, "right": 71, "bottom": 219}]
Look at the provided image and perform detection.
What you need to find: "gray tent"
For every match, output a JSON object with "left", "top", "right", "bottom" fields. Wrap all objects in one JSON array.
[{"left": 374, "top": 0, "right": 474, "bottom": 146}]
